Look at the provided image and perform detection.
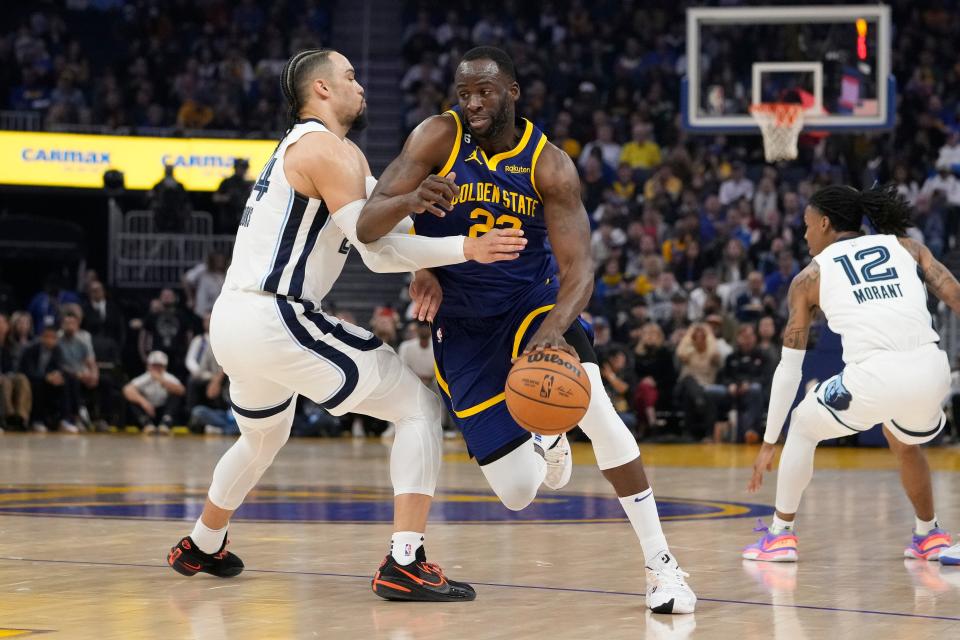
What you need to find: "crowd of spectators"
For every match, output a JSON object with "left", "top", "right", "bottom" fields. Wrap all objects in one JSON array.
[
  {"left": 0, "top": 1, "right": 331, "bottom": 135},
  {"left": 394, "top": 1, "right": 960, "bottom": 442},
  {"left": 4, "top": 2, "right": 960, "bottom": 443}
]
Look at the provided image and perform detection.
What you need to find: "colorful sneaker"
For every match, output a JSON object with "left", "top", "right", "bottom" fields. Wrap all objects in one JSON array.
[
  {"left": 939, "top": 543, "right": 960, "bottom": 566},
  {"left": 645, "top": 550, "right": 697, "bottom": 614},
  {"left": 904, "top": 527, "right": 951, "bottom": 560},
  {"left": 538, "top": 433, "right": 572, "bottom": 490},
  {"left": 167, "top": 535, "right": 244, "bottom": 578},
  {"left": 742, "top": 520, "right": 798, "bottom": 562},
  {"left": 372, "top": 547, "right": 476, "bottom": 602}
]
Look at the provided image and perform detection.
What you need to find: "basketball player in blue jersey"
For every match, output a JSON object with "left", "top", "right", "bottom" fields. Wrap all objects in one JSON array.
[
  {"left": 166, "top": 48, "right": 528, "bottom": 602},
  {"left": 744, "top": 185, "right": 959, "bottom": 564},
  {"left": 359, "top": 47, "right": 696, "bottom": 614}
]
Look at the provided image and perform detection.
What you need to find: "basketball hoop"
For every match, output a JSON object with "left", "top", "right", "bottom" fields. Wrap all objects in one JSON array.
[{"left": 749, "top": 103, "right": 805, "bottom": 162}]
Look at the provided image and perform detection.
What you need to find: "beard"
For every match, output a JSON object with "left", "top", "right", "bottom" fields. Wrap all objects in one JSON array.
[
  {"left": 349, "top": 104, "right": 368, "bottom": 132},
  {"left": 468, "top": 104, "right": 510, "bottom": 141}
]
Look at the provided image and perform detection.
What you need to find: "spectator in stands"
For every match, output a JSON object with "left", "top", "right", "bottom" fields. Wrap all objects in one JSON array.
[
  {"left": 764, "top": 250, "right": 799, "bottom": 304},
  {"left": 123, "top": 350, "right": 185, "bottom": 435},
  {"left": 599, "top": 344, "right": 638, "bottom": 436},
  {"left": 720, "top": 324, "right": 768, "bottom": 443},
  {"left": 27, "top": 275, "right": 80, "bottom": 331},
  {"left": 150, "top": 164, "right": 192, "bottom": 233},
  {"left": 81, "top": 280, "right": 125, "bottom": 346},
  {"left": 632, "top": 322, "right": 675, "bottom": 437},
  {"left": 182, "top": 253, "right": 227, "bottom": 319},
  {"left": 620, "top": 122, "right": 662, "bottom": 170},
  {"left": 185, "top": 314, "right": 223, "bottom": 412},
  {"left": 58, "top": 308, "right": 98, "bottom": 429},
  {"left": 0, "top": 313, "right": 31, "bottom": 430},
  {"left": 893, "top": 165, "right": 920, "bottom": 206},
  {"left": 579, "top": 123, "right": 622, "bottom": 172},
  {"left": 757, "top": 314, "right": 781, "bottom": 375},
  {"left": 921, "top": 160, "right": 960, "bottom": 207},
  {"left": 20, "top": 322, "right": 74, "bottom": 432},
  {"left": 141, "top": 288, "right": 194, "bottom": 378},
  {"left": 649, "top": 271, "right": 683, "bottom": 324},
  {"left": 735, "top": 271, "right": 770, "bottom": 323},
  {"left": 675, "top": 323, "right": 724, "bottom": 441},
  {"left": 9, "top": 311, "right": 33, "bottom": 367},
  {"left": 937, "top": 130, "right": 960, "bottom": 172},
  {"left": 213, "top": 158, "right": 252, "bottom": 233},
  {"left": 689, "top": 268, "right": 722, "bottom": 321},
  {"left": 753, "top": 177, "right": 778, "bottom": 226},
  {"left": 397, "top": 321, "right": 434, "bottom": 388},
  {"left": 370, "top": 305, "right": 401, "bottom": 346},
  {"left": 718, "top": 161, "right": 754, "bottom": 206}
]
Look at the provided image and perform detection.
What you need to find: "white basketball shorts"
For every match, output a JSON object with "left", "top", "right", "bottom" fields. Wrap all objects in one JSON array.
[
  {"left": 210, "top": 287, "right": 389, "bottom": 417},
  {"left": 794, "top": 342, "right": 950, "bottom": 445}
]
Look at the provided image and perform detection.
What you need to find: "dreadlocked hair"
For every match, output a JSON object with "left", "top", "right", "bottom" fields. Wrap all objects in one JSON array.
[
  {"left": 808, "top": 183, "right": 913, "bottom": 237},
  {"left": 280, "top": 48, "right": 334, "bottom": 125}
]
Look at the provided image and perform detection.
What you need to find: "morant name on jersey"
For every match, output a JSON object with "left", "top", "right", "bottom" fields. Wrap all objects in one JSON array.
[{"left": 813, "top": 233, "right": 938, "bottom": 363}]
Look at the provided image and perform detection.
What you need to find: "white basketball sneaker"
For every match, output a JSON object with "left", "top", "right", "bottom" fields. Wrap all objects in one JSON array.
[
  {"left": 645, "top": 551, "right": 697, "bottom": 614},
  {"left": 538, "top": 433, "right": 572, "bottom": 490}
]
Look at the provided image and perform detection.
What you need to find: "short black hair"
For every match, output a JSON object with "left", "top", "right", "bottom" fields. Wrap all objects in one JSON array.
[{"left": 460, "top": 46, "right": 516, "bottom": 82}]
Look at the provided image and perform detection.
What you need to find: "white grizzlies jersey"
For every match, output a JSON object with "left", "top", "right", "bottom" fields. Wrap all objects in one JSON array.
[
  {"left": 813, "top": 234, "right": 938, "bottom": 364},
  {"left": 223, "top": 119, "right": 350, "bottom": 305}
]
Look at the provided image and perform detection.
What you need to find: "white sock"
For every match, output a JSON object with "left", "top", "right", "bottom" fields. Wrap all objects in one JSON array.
[
  {"left": 618, "top": 488, "right": 670, "bottom": 565},
  {"left": 771, "top": 515, "right": 795, "bottom": 534},
  {"left": 190, "top": 518, "right": 227, "bottom": 554},
  {"left": 391, "top": 531, "right": 424, "bottom": 566},
  {"left": 915, "top": 515, "right": 939, "bottom": 536}
]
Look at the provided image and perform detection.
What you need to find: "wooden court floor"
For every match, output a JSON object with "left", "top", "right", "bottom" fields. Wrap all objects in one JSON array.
[{"left": 1, "top": 434, "right": 959, "bottom": 639}]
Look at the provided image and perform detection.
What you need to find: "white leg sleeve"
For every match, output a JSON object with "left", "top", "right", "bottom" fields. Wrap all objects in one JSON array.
[
  {"left": 479, "top": 439, "right": 546, "bottom": 511},
  {"left": 579, "top": 363, "right": 642, "bottom": 470},
  {"left": 774, "top": 393, "right": 824, "bottom": 515},
  {"left": 207, "top": 397, "right": 296, "bottom": 511},
  {"left": 351, "top": 348, "right": 443, "bottom": 496}
]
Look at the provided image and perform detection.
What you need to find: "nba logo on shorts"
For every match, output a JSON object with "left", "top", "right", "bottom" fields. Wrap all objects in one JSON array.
[{"left": 404, "top": 543, "right": 412, "bottom": 557}]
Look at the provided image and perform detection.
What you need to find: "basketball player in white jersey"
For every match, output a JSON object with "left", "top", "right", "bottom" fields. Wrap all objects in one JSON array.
[
  {"left": 743, "top": 184, "right": 959, "bottom": 564},
  {"left": 166, "top": 48, "right": 526, "bottom": 601}
]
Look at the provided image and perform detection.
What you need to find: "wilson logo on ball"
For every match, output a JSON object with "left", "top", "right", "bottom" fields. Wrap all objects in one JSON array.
[{"left": 525, "top": 352, "right": 582, "bottom": 377}]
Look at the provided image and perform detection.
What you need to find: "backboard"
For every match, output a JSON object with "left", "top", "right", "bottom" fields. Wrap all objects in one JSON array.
[{"left": 682, "top": 5, "right": 894, "bottom": 134}]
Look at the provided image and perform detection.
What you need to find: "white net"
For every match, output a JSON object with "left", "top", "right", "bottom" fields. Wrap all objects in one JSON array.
[{"left": 749, "top": 103, "right": 805, "bottom": 162}]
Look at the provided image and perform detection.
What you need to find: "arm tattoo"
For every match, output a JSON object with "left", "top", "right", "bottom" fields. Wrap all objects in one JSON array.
[{"left": 781, "top": 264, "right": 819, "bottom": 350}]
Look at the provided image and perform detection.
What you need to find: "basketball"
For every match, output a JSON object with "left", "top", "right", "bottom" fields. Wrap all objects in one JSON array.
[{"left": 505, "top": 348, "right": 591, "bottom": 435}]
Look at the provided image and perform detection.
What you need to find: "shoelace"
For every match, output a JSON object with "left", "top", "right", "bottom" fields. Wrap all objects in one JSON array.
[
  {"left": 650, "top": 564, "right": 690, "bottom": 587},
  {"left": 753, "top": 518, "right": 770, "bottom": 535},
  {"left": 212, "top": 539, "right": 231, "bottom": 560}
]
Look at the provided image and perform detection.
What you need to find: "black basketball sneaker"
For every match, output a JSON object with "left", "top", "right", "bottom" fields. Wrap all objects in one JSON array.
[
  {"left": 167, "top": 534, "right": 244, "bottom": 578},
  {"left": 372, "top": 547, "right": 476, "bottom": 602}
]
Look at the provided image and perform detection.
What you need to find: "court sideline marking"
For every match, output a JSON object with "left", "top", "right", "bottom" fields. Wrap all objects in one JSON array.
[{"left": 0, "top": 555, "right": 958, "bottom": 623}]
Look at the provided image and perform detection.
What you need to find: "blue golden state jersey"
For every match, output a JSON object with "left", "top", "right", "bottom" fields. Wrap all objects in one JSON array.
[{"left": 413, "top": 106, "right": 557, "bottom": 318}]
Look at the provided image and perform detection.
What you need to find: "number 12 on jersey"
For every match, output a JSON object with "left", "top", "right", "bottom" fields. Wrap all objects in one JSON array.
[{"left": 833, "top": 246, "right": 898, "bottom": 286}]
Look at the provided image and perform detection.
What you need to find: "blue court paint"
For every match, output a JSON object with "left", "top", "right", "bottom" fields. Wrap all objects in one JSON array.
[{"left": 0, "top": 484, "right": 773, "bottom": 524}]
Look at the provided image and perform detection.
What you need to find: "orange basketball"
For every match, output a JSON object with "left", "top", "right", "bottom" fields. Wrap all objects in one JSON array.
[{"left": 505, "top": 348, "right": 591, "bottom": 435}]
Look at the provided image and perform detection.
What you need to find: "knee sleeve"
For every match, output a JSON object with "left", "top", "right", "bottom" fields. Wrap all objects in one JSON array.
[
  {"left": 579, "top": 363, "right": 641, "bottom": 470},
  {"left": 390, "top": 388, "right": 443, "bottom": 496},
  {"left": 207, "top": 400, "right": 295, "bottom": 510},
  {"left": 353, "top": 349, "right": 443, "bottom": 497},
  {"left": 480, "top": 440, "right": 545, "bottom": 511}
]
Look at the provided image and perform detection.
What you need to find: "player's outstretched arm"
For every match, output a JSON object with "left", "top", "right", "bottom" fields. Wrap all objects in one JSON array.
[
  {"left": 520, "top": 144, "right": 593, "bottom": 358},
  {"left": 748, "top": 262, "right": 819, "bottom": 492},
  {"left": 900, "top": 237, "right": 960, "bottom": 316},
  {"left": 357, "top": 115, "right": 459, "bottom": 243}
]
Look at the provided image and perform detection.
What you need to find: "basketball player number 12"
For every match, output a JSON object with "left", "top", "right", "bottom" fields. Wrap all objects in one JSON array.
[
  {"left": 833, "top": 246, "right": 898, "bottom": 286},
  {"left": 468, "top": 207, "right": 522, "bottom": 237}
]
